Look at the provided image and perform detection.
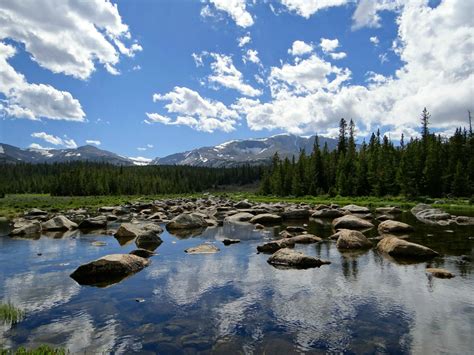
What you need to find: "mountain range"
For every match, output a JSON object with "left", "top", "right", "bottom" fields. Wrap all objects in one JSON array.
[{"left": 0, "top": 134, "right": 337, "bottom": 167}]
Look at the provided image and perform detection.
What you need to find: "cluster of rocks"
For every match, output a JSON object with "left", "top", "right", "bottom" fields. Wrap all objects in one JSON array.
[{"left": 411, "top": 203, "right": 474, "bottom": 226}]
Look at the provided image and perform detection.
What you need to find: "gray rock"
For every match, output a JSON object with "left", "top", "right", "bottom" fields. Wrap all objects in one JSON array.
[
  {"left": 377, "top": 236, "right": 439, "bottom": 259},
  {"left": 281, "top": 209, "right": 311, "bottom": 219},
  {"left": 185, "top": 244, "right": 220, "bottom": 254},
  {"left": 250, "top": 213, "right": 282, "bottom": 225},
  {"left": 311, "top": 208, "right": 345, "bottom": 219},
  {"left": 336, "top": 229, "right": 372, "bottom": 249},
  {"left": 289, "top": 234, "right": 322, "bottom": 244},
  {"left": 234, "top": 200, "right": 252, "bottom": 209},
  {"left": 376, "top": 206, "right": 402, "bottom": 214},
  {"left": 267, "top": 248, "right": 331, "bottom": 268},
  {"left": 78, "top": 216, "right": 107, "bottom": 230},
  {"left": 129, "top": 249, "right": 155, "bottom": 258},
  {"left": 70, "top": 254, "right": 150, "bottom": 286},
  {"left": 10, "top": 220, "right": 41, "bottom": 235},
  {"left": 257, "top": 238, "right": 295, "bottom": 253},
  {"left": 42, "top": 215, "right": 78, "bottom": 231},
  {"left": 378, "top": 220, "right": 414, "bottom": 234},
  {"left": 167, "top": 213, "right": 208, "bottom": 230},
  {"left": 224, "top": 212, "right": 254, "bottom": 223},
  {"left": 341, "top": 204, "right": 370, "bottom": 214},
  {"left": 411, "top": 204, "right": 451, "bottom": 224},
  {"left": 25, "top": 208, "right": 48, "bottom": 217},
  {"left": 333, "top": 215, "right": 374, "bottom": 230},
  {"left": 285, "top": 226, "right": 307, "bottom": 233}
]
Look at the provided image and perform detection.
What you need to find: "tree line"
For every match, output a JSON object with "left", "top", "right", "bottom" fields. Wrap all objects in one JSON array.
[
  {"left": 0, "top": 162, "right": 263, "bottom": 196},
  {"left": 260, "top": 109, "right": 474, "bottom": 198}
]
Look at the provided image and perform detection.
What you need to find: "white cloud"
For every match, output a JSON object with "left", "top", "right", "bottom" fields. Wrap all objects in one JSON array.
[
  {"left": 206, "top": 0, "right": 254, "bottom": 28},
  {"left": 288, "top": 40, "right": 314, "bottom": 56},
  {"left": 329, "top": 52, "right": 347, "bottom": 60},
  {"left": 85, "top": 140, "right": 101, "bottom": 146},
  {"left": 234, "top": 0, "right": 474, "bottom": 138},
  {"left": 31, "top": 132, "right": 77, "bottom": 148},
  {"left": 238, "top": 34, "right": 251, "bottom": 47},
  {"left": 243, "top": 49, "right": 261, "bottom": 64},
  {"left": 207, "top": 53, "right": 262, "bottom": 96},
  {"left": 132, "top": 65, "right": 141, "bottom": 71},
  {"left": 320, "top": 38, "right": 340, "bottom": 53},
  {"left": 192, "top": 52, "right": 205, "bottom": 67},
  {"left": 280, "top": 0, "right": 349, "bottom": 18},
  {"left": 352, "top": 0, "right": 400, "bottom": 30},
  {"left": 129, "top": 156, "right": 152, "bottom": 166},
  {"left": 136, "top": 144, "right": 154, "bottom": 151},
  {"left": 28, "top": 143, "right": 51, "bottom": 150},
  {"left": 147, "top": 87, "right": 239, "bottom": 133},
  {"left": 147, "top": 144, "right": 154, "bottom": 148},
  {"left": 370, "top": 36, "right": 380, "bottom": 45}
]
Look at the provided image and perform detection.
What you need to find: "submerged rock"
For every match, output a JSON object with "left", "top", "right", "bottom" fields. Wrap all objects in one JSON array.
[
  {"left": 167, "top": 213, "right": 208, "bottom": 230},
  {"left": 42, "top": 215, "right": 78, "bottom": 231},
  {"left": 411, "top": 204, "right": 451, "bottom": 224},
  {"left": 267, "top": 248, "right": 331, "bottom": 269},
  {"left": 222, "top": 238, "right": 240, "bottom": 246},
  {"left": 426, "top": 268, "right": 455, "bottom": 279},
  {"left": 70, "top": 254, "right": 150, "bottom": 286},
  {"left": 185, "top": 244, "right": 220, "bottom": 254},
  {"left": 377, "top": 237, "right": 439, "bottom": 259},
  {"left": 250, "top": 213, "right": 282, "bottom": 225},
  {"left": 257, "top": 238, "right": 295, "bottom": 253},
  {"left": 378, "top": 220, "right": 414, "bottom": 234},
  {"left": 333, "top": 215, "right": 374, "bottom": 230},
  {"left": 336, "top": 229, "right": 372, "bottom": 250}
]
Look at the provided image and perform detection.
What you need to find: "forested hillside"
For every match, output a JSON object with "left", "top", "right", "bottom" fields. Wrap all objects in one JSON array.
[
  {"left": 0, "top": 163, "right": 263, "bottom": 196},
  {"left": 260, "top": 109, "right": 474, "bottom": 198}
]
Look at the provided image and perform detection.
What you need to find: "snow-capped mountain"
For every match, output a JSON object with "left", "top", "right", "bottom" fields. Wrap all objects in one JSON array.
[
  {"left": 0, "top": 144, "right": 136, "bottom": 166},
  {"left": 151, "top": 134, "right": 338, "bottom": 167}
]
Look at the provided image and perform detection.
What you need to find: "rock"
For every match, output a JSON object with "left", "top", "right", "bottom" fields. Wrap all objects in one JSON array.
[
  {"left": 224, "top": 212, "right": 254, "bottom": 223},
  {"left": 311, "top": 208, "right": 345, "bottom": 219},
  {"left": 257, "top": 238, "right": 295, "bottom": 253},
  {"left": 98, "top": 206, "right": 116, "bottom": 213},
  {"left": 336, "top": 229, "right": 372, "bottom": 249},
  {"left": 185, "top": 244, "right": 220, "bottom": 254},
  {"left": 376, "top": 215, "right": 391, "bottom": 222},
  {"left": 42, "top": 215, "right": 78, "bottom": 231},
  {"left": 254, "top": 223, "right": 265, "bottom": 230},
  {"left": 136, "top": 233, "right": 163, "bottom": 250},
  {"left": 281, "top": 209, "right": 310, "bottom": 220},
  {"left": 25, "top": 208, "right": 48, "bottom": 217},
  {"left": 70, "top": 254, "right": 150, "bottom": 286},
  {"left": 289, "top": 234, "right": 322, "bottom": 244},
  {"left": 130, "top": 249, "right": 155, "bottom": 258},
  {"left": 279, "top": 230, "right": 294, "bottom": 239},
  {"left": 285, "top": 226, "right": 307, "bottom": 233},
  {"left": 222, "top": 239, "right": 240, "bottom": 246},
  {"left": 166, "top": 213, "right": 208, "bottom": 230},
  {"left": 115, "top": 223, "right": 152, "bottom": 238},
  {"left": 267, "top": 248, "right": 331, "bottom": 269},
  {"left": 411, "top": 204, "right": 451, "bottom": 224},
  {"left": 376, "top": 207, "right": 402, "bottom": 214},
  {"left": 333, "top": 215, "right": 374, "bottom": 230},
  {"left": 426, "top": 268, "right": 455, "bottom": 279},
  {"left": 10, "top": 220, "right": 41, "bottom": 236},
  {"left": 250, "top": 213, "right": 282, "bottom": 225},
  {"left": 455, "top": 216, "right": 474, "bottom": 225},
  {"left": 234, "top": 200, "right": 252, "bottom": 209},
  {"left": 377, "top": 237, "right": 439, "bottom": 259},
  {"left": 378, "top": 220, "right": 414, "bottom": 234},
  {"left": 78, "top": 216, "right": 107, "bottom": 230},
  {"left": 341, "top": 204, "right": 370, "bottom": 214}
]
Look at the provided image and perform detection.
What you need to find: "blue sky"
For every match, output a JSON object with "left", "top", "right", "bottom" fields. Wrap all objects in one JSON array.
[{"left": 0, "top": 0, "right": 472, "bottom": 160}]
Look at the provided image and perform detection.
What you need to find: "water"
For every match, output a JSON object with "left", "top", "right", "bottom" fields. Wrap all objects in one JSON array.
[{"left": 0, "top": 213, "right": 473, "bottom": 354}]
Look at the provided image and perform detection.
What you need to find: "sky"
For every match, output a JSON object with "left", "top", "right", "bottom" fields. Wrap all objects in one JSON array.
[{"left": 0, "top": 0, "right": 472, "bottom": 161}]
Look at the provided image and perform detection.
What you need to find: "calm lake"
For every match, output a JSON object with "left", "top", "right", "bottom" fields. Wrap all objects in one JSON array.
[{"left": 0, "top": 212, "right": 473, "bottom": 354}]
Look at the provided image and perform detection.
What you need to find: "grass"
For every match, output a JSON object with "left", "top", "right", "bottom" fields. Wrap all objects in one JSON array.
[
  {"left": 0, "top": 193, "right": 472, "bottom": 219},
  {"left": 0, "top": 346, "right": 66, "bottom": 355},
  {"left": 0, "top": 303, "right": 24, "bottom": 325}
]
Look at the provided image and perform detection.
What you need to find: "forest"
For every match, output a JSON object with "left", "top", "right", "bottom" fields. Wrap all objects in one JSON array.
[
  {"left": 0, "top": 163, "right": 263, "bottom": 196},
  {"left": 260, "top": 109, "right": 474, "bottom": 198}
]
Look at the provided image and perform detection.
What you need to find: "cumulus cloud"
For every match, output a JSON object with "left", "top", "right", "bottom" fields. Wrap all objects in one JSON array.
[
  {"left": 352, "top": 0, "right": 400, "bottom": 30},
  {"left": 238, "top": 34, "right": 251, "bottom": 47},
  {"left": 320, "top": 38, "right": 340, "bottom": 53},
  {"left": 205, "top": 0, "right": 254, "bottom": 28},
  {"left": 146, "top": 87, "right": 239, "bottom": 132},
  {"left": 370, "top": 36, "right": 380, "bottom": 45},
  {"left": 288, "top": 40, "right": 314, "bottom": 56},
  {"left": 31, "top": 132, "right": 77, "bottom": 148},
  {"left": 242, "top": 49, "right": 261, "bottom": 65},
  {"left": 85, "top": 140, "right": 101, "bottom": 146},
  {"left": 280, "top": 0, "right": 349, "bottom": 18},
  {"left": 234, "top": 0, "right": 473, "bottom": 138}
]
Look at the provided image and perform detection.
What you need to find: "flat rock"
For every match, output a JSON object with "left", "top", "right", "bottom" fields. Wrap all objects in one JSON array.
[
  {"left": 333, "top": 215, "right": 374, "bottom": 230},
  {"left": 250, "top": 213, "right": 282, "bottom": 225},
  {"left": 289, "top": 234, "right": 323, "bottom": 244},
  {"left": 281, "top": 209, "right": 311, "bottom": 220},
  {"left": 224, "top": 212, "right": 254, "bottom": 223},
  {"left": 70, "top": 254, "right": 150, "bottom": 286},
  {"left": 25, "top": 208, "right": 48, "bottom": 217},
  {"left": 341, "top": 204, "right": 370, "bottom": 214},
  {"left": 167, "top": 213, "right": 208, "bottom": 230},
  {"left": 426, "top": 268, "right": 455, "bottom": 279},
  {"left": 411, "top": 204, "right": 451, "bottom": 224},
  {"left": 378, "top": 220, "right": 414, "bottom": 234},
  {"left": 311, "top": 208, "right": 345, "bottom": 219},
  {"left": 185, "top": 244, "right": 220, "bottom": 254},
  {"left": 257, "top": 238, "right": 295, "bottom": 253},
  {"left": 377, "top": 237, "right": 439, "bottom": 259},
  {"left": 42, "top": 215, "right": 78, "bottom": 231},
  {"left": 267, "top": 248, "right": 331, "bottom": 269},
  {"left": 376, "top": 207, "right": 402, "bottom": 214},
  {"left": 336, "top": 229, "right": 372, "bottom": 249}
]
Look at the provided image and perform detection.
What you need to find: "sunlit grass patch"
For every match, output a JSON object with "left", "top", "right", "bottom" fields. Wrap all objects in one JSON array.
[{"left": 0, "top": 303, "right": 24, "bottom": 325}]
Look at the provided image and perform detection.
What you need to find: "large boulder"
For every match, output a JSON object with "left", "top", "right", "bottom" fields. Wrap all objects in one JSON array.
[
  {"left": 341, "top": 204, "right": 370, "bottom": 214},
  {"left": 10, "top": 220, "right": 41, "bottom": 236},
  {"left": 333, "top": 215, "right": 374, "bottom": 230},
  {"left": 78, "top": 216, "right": 107, "bottom": 230},
  {"left": 267, "top": 248, "right": 331, "bottom": 269},
  {"left": 42, "top": 215, "right": 78, "bottom": 231},
  {"left": 166, "top": 213, "right": 208, "bottom": 230},
  {"left": 70, "top": 254, "right": 150, "bottom": 286},
  {"left": 336, "top": 229, "right": 372, "bottom": 250},
  {"left": 378, "top": 220, "right": 414, "bottom": 234},
  {"left": 250, "top": 214, "right": 282, "bottom": 225},
  {"left": 185, "top": 244, "right": 220, "bottom": 254},
  {"left": 257, "top": 238, "right": 295, "bottom": 253},
  {"left": 224, "top": 212, "right": 254, "bottom": 223},
  {"left": 281, "top": 209, "right": 311, "bottom": 220},
  {"left": 377, "top": 237, "right": 439, "bottom": 259},
  {"left": 311, "top": 208, "right": 345, "bottom": 219}
]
